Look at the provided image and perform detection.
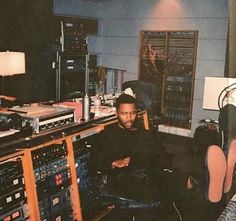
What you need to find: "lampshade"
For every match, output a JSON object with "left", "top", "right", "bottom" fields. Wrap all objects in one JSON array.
[
  {"left": 203, "top": 77, "right": 236, "bottom": 110},
  {"left": 0, "top": 51, "right": 25, "bottom": 76}
]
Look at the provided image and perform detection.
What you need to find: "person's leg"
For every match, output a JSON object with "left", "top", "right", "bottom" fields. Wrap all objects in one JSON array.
[
  {"left": 205, "top": 145, "right": 227, "bottom": 203},
  {"left": 224, "top": 139, "right": 236, "bottom": 193}
]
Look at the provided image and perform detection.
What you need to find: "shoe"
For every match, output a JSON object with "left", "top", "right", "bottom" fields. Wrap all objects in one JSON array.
[
  {"left": 224, "top": 139, "right": 236, "bottom": 193},
  {"left": 205, "top": 145, "right": 227, "bottom": 203}
]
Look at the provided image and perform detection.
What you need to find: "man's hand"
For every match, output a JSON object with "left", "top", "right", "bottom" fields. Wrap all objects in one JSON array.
[{"left": 112, "top": 157, "right": 130, "bottom": 169}]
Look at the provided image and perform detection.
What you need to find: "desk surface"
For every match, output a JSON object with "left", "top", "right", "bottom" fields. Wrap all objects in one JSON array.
[{"left": 0, "top": 113, "right": 117, "bottom": 157}]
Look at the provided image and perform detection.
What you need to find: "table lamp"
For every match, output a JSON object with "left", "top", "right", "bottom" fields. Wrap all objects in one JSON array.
[{"left": 0, "top": 51, "right": 25, "bottom": 106}]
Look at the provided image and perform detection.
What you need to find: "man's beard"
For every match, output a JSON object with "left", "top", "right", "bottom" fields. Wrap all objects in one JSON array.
[{"left": 118, "top": 120, "right": 136, "bottom": 130}]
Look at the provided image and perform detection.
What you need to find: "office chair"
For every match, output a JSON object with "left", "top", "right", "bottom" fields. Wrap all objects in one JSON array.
[
  {"left": 121, "top": 80, "right": 161, "bottom": 130},
  {"left": 122, "top": 80, "right": 159, "bottom": 116}
]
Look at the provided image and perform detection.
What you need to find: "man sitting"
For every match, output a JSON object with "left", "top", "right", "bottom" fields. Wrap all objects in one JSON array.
[{"left": 89, "top": 94, "right": 192, "bottom": 205}]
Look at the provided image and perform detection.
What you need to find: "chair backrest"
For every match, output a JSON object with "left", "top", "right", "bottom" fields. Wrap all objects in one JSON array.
[{"left": 122, "top": 80, "right": 159, "bottom": 116}]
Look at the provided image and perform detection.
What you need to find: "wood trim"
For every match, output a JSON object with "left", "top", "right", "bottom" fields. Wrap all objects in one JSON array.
[
  {"left": 142, "top": 111, "right": 149, "bottom": 130},
  {"left": 21, "top": 149, "right": 41, "bottom": 221},
  {"left": 66, "top": 137, "right": 83, "bottom": 221}
]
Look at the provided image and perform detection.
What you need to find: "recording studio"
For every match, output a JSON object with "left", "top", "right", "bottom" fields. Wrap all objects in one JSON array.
[{"left": 0, "top": 0, "right": 236, "bottom": 221}]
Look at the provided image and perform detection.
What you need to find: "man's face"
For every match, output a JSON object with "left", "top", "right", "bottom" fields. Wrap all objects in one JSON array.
[{"left": 117, "top": 103, "right": 137, "bottom": 130}]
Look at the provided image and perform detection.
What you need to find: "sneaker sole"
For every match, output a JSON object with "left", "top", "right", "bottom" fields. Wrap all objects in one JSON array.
[
  {"left": 224, "top": 139, "right": 236, "bottom": 193},
  {"left": 206, "top": 145, "right": 226, "bottom": 203}
]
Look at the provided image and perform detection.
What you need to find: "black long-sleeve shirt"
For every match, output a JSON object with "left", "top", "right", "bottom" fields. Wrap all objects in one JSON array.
[
  {"left": 88, "top": 125, "right": 188, "bottom": 203},
  {"left": 89, "top": 124, "right": 161, "bottom": 174}
]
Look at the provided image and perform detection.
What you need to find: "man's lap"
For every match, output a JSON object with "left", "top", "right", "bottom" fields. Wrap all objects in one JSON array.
[{"left": 106, "top": 168, "right": 187, "bottom": 203}]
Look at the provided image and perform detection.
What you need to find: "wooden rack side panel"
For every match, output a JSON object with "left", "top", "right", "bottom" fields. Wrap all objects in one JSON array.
[
  {"left": 21, "top": 149, "right": 41, "bottom": 221},
  {"left": 66, "top": 137, "right": 83, "bottom": 221}
]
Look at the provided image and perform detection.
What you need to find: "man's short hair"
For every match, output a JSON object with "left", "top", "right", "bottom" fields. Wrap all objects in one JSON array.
[{"left": 115, "top": 94, "right": 136, "bottom": 110}]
